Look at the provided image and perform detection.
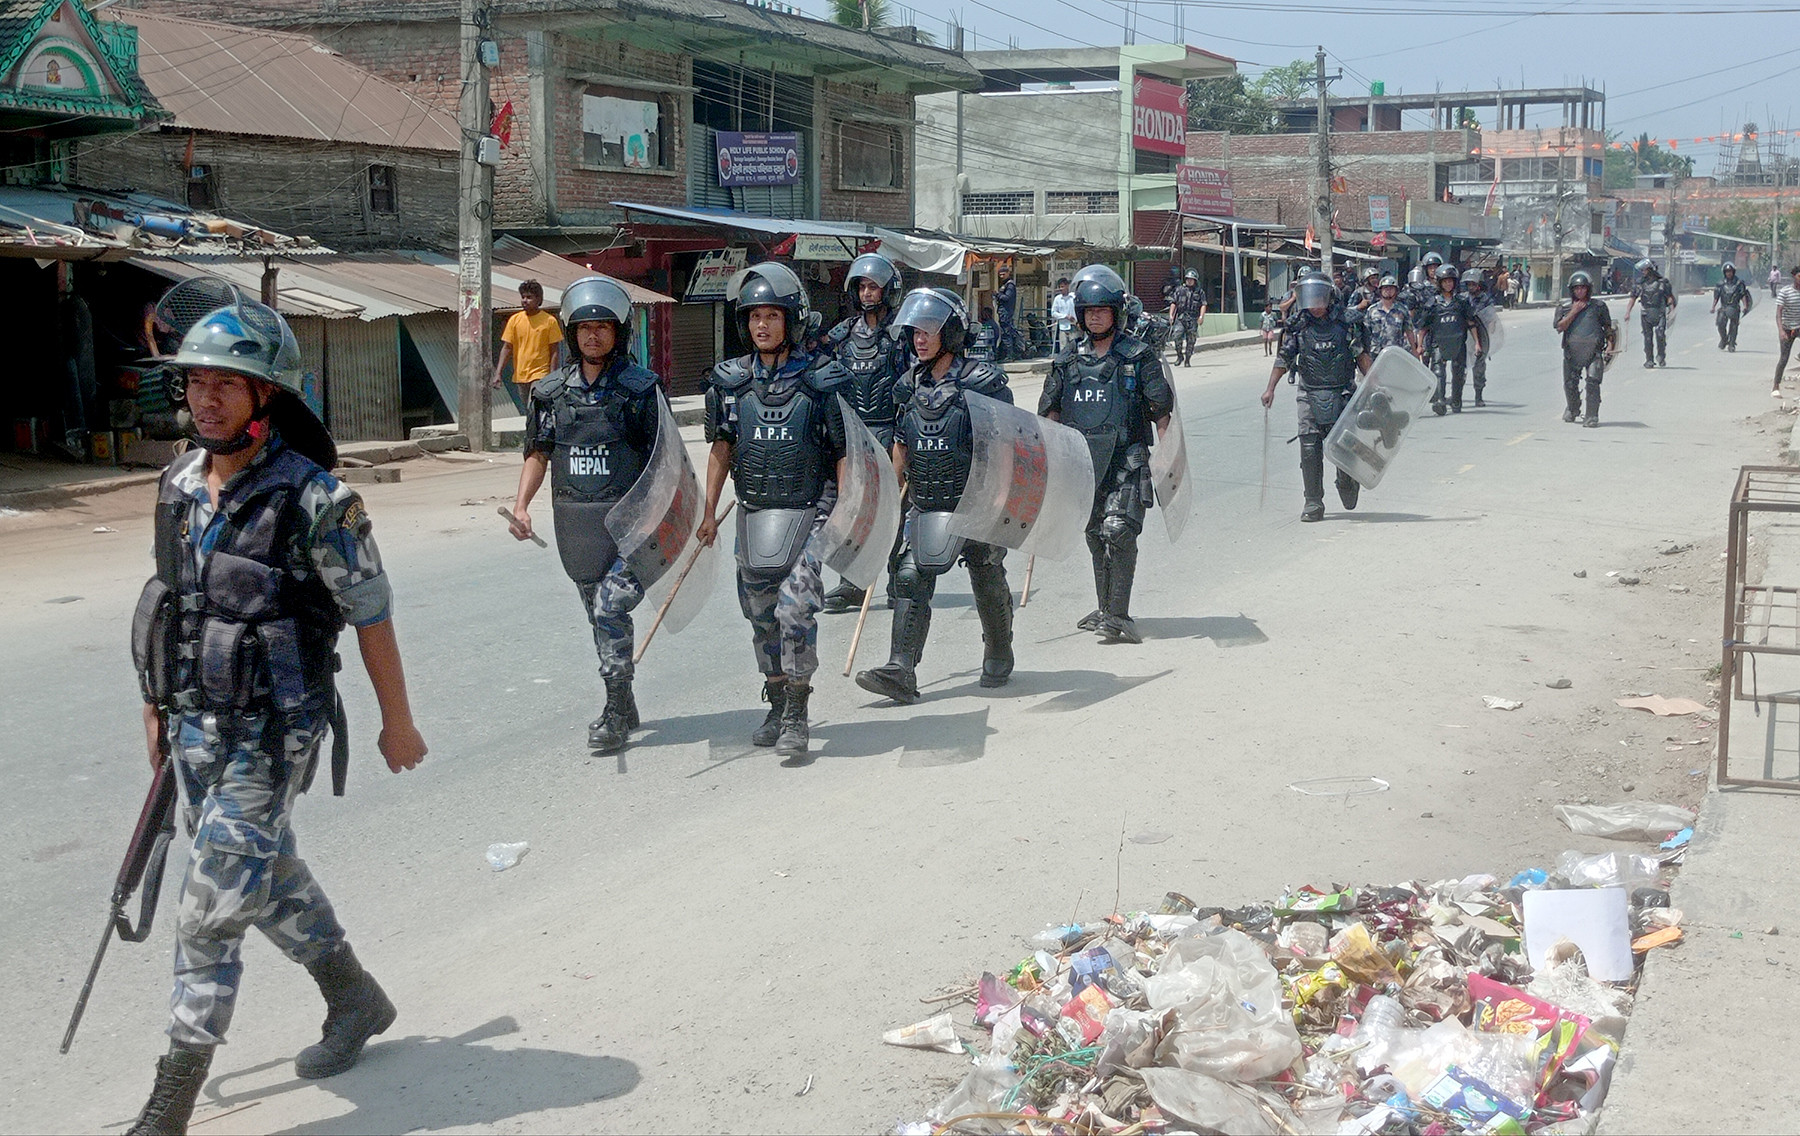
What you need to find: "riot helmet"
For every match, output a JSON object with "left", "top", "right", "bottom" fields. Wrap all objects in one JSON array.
[
  {"left": 1071, "top": 264, "right": 1129, "bottom": 330},
  {"left": 1125, "top": 295, "right": 1145, "bottom": 325},
  {"left": 845, "top": 252, "right": 901, "bottom": 312},
  {"left": 1464, "top": 272, "right": 1486, "bottom": 290},
  {"left": 728, "top": 261, "right": 812, "bottom": 349},
  {"left": 1363, "top": 266, "right": 1382, "bottom": 282},
  {"left": 1723, "top": 263, "right": 1738, "bottom": 276},
  {"left": 1408, "top": 266, "right": 1426, "bottom": 286},
  {"left": 1183, "top": 268, "right": 1199, "bottom": 285},
  {"left": 892, "top": 287, "right": 970, "bottom": 361},
  {"left": 559, "top": 275, "right": 634, "bottom": 359},
  {"left": 1421, "top": 252, "right": 1445, "bottom": 269},
  {"left": 1294, "top": 271, "right": 1335, "bottom": 313},
  {"left": 1378, "top": 275, "right": 1399, "bottom": 290},
  {"left": 1568, "top": 271, "right": 1593, "bottom": 295},
  {"left": 1436, "top": 263, "right": 1461, "bottom": 290},
  {"left": 1378, "top": 275, "right": 1400, "bottom": 299},
  {"left": 1636, "top": 258, "right": 1657, "bottom": 277}
]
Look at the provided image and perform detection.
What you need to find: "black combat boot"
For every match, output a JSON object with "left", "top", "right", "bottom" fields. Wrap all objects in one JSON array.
[
  {"left": 1450, "top": 375, "right": 1464, "bottom": 413},
  {"left": 295, "top": 943, "right": 396, "bottom": 1079},
  {"left": 856, "top": 599, "right": 929, "bottom": 704},
  {"left": 1583, "top": 384, "right": 1601, "bottom": 428},
  {"left": 127, "top": 1044, "right": 211, "bottom": 1135},
  {"left": 1099, "top": 538, "right": 1142, "bottom": 644},
  {"left": 1077, "top": 539, "right": 1107, "bottom": 631},
  {"left": 776, "top": 683, "right": 811, "bottom": 761},
  {"left": 1336, "top": 469, "right": 1360, "bottom": 511},
  {"left": 1300, "top": 440, "right": 1326, "bottom": 522},
  {"left": 587, "top": 678, "right": 634, "bottom": 753},
  {"left": 821, "top": 581, "right": 865, "bottom": 614},
  {"left": 968, "top": 560, "right": 1015, "bottom": 687},
  {"left": 1473, "top": 384, "right": 1486, "bottom": 408},
  {"left": 751, "top": 678, "right": 786, "bottom": 746}
]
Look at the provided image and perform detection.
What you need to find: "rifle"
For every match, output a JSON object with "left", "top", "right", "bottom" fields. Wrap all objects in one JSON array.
[{"left": 60, "top": 749, "right": 178, "bottom": 1054}]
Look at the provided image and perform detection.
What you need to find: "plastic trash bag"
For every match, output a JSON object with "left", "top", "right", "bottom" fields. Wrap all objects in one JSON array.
[
  {"left": 1555, "top": 802, "right": 1695, "bottom": 841},
  {"left": 1143, "top": 928, "right": 1302, "bottom": 1082}
]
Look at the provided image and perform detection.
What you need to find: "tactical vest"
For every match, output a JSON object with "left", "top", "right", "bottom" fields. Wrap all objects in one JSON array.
[
  {"left": 1428, "top": 297, "right": 1470, "bottom": 361},
  {"left": 904, "top": 375, "right": 978, "bottom": 512},
  {"left": 832, "top": 317, "right": 901, "bottom": 430},
  {"left": 132, "top": 446, "right": 350, "bottom": 787},
  {"left": 1058, "top": 348, "right": 1141, "bottom": 474},
  {"left": 543, "top": 362, "right": 655, "bottom": 583},
  {"left": 1718, "top": 279, "right": 1750, "bottom": 311},
  {"left": 1291, "top": 316, "right": 1357, "bottom": 390},
  {"left": 1637, "top": 279, "right": 1673, "bottom": 314},
  {"left": 733, "top": 376, "right": 830, "bottom": 509},
  {"left": 1563, "top": 302, "right": 1606, "bottom": 366}
]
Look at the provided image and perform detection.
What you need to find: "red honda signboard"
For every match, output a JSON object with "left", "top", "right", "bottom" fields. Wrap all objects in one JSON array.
[
  {"left": 1176, "top": 164, "right": 1234, "bottom": 217},
  {"left": 1132, "top": 76, "right": 1187, "bottom": 157}
]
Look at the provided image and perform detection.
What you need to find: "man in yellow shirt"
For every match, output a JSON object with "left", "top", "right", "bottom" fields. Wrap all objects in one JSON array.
[{"left": 492, "top": 279, "right": 564, "bottom": 411}]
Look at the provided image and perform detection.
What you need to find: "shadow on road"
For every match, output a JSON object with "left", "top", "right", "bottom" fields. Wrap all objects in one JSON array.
[
  {"left": 1339, "top": 511, "right": 1483, "bottom": 524},
  {"left": 813, "top": 707, "right": 995, "bottom": 766},
  {"left": 1132, "top": 614, "right": 1269, "bottom": 647},
  {"left": 197, "top": 1016, "right": 640, "bottom": 1135}
]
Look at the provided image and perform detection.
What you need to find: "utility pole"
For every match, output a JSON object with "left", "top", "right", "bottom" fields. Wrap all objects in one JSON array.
[
  {"left": 457, "top": 0, "right": 494, "bottom": 453},
  {"left": 1313, "top": 47, "right": 1339, "bottom": 279},
  {"left": 1550, "top": 126, "right": 1568, "bottom": 305}
]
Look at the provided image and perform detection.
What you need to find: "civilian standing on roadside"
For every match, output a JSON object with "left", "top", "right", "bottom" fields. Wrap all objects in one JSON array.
[
  {"left": 1774, "top": 266, "right": 1800, "bottom": 396},
  {"left": 493, "top": 280, "right": 564, "bottom": 413}
]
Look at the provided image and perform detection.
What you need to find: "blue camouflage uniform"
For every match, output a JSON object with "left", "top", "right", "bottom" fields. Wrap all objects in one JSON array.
[{"left": 154, "top": 434, "right": 390, "bottom": 1048}]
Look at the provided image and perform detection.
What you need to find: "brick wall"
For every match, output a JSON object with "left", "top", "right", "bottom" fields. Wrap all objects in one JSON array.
[
  {"left": 1186, "top": 129, "right": 1475, "bottom": 226},
  {"left": 76, "top": 131, "right": 456, "bottom": 248},
  {"left": 817, "top": 79, "right": 911, "bottom": 227}
]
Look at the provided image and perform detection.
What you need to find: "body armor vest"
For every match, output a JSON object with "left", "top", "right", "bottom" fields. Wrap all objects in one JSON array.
[
  {"left": 543, "top": 361, "right": 656, "bottom": 583},
  {"left": 1291, "top": 316, "right": 1357, "bottom": 390},
  {"left": 1058, "top": 347, "right": 1141, "bottom": 474},
  {"left": 733, "top": 377, "right": 829, "bottom": 509},
  {"left": 1637, "top": 278, "right": 1673, "bottom": 314},
  {"left": 1427, "top": 296, "right": 1471, "bottom": 361},
  {"left": 134, "top": 447, "right": 344, "bottom": 725},
  {"left": 904, "top": 374, "right": 978, "bottom": 512},
  {"left": 830, "top": 316, "right": 901, "bottom": 432},
  {"left": 1562, "top": 301, "right": 1607, "bottom": 365},
  {"left": 1718, "top": 279, "right": 1750, "bottom": 312}
]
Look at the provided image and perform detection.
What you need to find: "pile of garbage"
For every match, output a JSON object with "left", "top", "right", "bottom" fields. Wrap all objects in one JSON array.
[{"left": 894, "top": 810, "right": 1692, "bottom": 1136}]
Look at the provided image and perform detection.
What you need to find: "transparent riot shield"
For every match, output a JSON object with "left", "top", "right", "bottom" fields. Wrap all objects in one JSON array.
[
  {"left": 808, "top": 396, "right": 902, "bottom": 590},
  {"left": 606, "top": 392, "right": 715, "bottom": 634},
  {"left": 1323, "top": 346, "right": 1436, "bottom": 491},
  {"left": 1149, "top": 388, "right": 1192, "bottom": 543},
  {"left": 1468, "top": 306, "right": 1503, "bottom": 358},
  {"left": 1564, "top": 304, "right": 1607, "bottom": 368},
  {"left": 948, "top": 391, "right": 1095, "bottom": 561}
]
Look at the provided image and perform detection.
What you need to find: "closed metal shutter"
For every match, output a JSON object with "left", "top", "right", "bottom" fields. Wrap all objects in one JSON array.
[
  {"left": 667, "top": 302, "right": 716, "bottom": 396},
  {"left": 324, "top": 316, "right": 401, "bottom": 441},
  {"left": 1135, "top": 262, "right": 1176, "bottom": 310}
]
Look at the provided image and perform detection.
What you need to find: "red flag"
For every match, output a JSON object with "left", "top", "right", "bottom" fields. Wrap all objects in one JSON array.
[
  {"left": 490, "top": 100, "right": 515, "bottom": 148},
  {"left": 1304, "top": 225, "right": 1315, "bottom": 252},
  {"left": 182, "top": 132, "right": 195, "bottom": 175}
]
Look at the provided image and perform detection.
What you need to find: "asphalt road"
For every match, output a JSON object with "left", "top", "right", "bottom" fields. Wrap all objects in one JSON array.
[{"left": 1, "top": 299, "right": 1786, "bottom": 1133}]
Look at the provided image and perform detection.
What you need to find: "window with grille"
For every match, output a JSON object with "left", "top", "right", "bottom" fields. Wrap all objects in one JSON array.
[
  {"left": 185, "top": 163, "right": 215, "bottom": 210},
  {"left": 368, "top": 165, "right": 397, "bottom": 214},
  {"left": 1044, "top": 190, "right": 1118, "bottom": 215},
  {"left": 839, "top": 122, "right": 902, "bottom": 189},
  {"left": 961, "top": 191, "right": 1033, "bottom": 216}
]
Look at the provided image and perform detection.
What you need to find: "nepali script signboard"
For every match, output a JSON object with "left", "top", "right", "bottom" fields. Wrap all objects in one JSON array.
[
  {"left": 1177, "top": 165, "right": 1235, "bottom": 217},
  {"left": 715, "top": 131, "right": 800, "bottom": 187}
]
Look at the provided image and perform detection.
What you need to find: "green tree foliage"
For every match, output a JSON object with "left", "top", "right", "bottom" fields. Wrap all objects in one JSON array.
[
  {"left": 830, "top": 0, "right": 887, "bottom": 29},
  {"left": 1601, "top": 131, "right": 1694, "bottom": 188},
  {"left": 1250, "top": 59, "right": 1315, "bottom": 101},
  {"left": 1709, "top": 198, "right": 1798, "bottom": 246},
  {"left": 1185, "top": 74, "right": 1280, "bottom": 134}
]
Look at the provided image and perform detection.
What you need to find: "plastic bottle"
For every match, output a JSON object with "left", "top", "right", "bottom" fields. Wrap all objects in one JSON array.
[{"left": 1355, "top": 994, "right": 1406, "bottom": 1040}]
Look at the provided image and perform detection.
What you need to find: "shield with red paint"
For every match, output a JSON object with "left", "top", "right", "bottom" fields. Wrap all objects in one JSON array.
[
  {"left": 947, "top": 391, "right": 1095, "bottom": 560},
  {"left": 808, "top": 396, "right": 902, "bottom": 589},
  {"left": 606, "top": 391, "right": 718, "bottom": 633}
]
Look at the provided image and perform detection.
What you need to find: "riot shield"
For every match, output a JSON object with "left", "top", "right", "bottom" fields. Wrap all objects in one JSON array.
[
  {"left": 1324, "top": 346, "right": 1436, "bottom": 491},
  {"left": 947, "top": 391, "right": 1095, "bottom": 561},
  {"left": 1468, "top": 306, "right": 1503, "bottom": 358},
  {"left": 1565, "top": 304, "right": 1606, "bottom": 367},
  {"left": 1149, "top": 388, "right": 1192, "bottom": 542},
  {"left": 1664, "top": 304, "right": 1677, "bottom": 329},
  {"left": 808, "top": 396, "right": 902, "bottom": 590},
  {"left": 605, "top": 392, "right": 715, "bottom": 634}
]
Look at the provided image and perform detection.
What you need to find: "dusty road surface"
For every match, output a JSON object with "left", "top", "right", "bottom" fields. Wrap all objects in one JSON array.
[{"left": 1, "top": 302, "right": 1779, "bottom": 1132}]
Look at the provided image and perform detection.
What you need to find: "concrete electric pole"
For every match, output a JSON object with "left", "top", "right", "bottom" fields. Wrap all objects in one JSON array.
[
  {"left": 1550, "top": 127, "right": 1568, "bottom": 305},
  {"left": 457, "top": 0, "right": 494, "bottom": 453},
  {"left": 1313, "top": 47, "right": 1339, "bottom": 280}
]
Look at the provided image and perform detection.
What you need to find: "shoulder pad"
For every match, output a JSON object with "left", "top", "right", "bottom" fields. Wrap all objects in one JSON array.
[
  {"left": 710, "top": 356, "right": 754, "bottom": 392},
  {"left": 822, "top": 318, "right": 854, "bottom": 348},
  {"left": 532, "top": 368, "right": 570, "bottom": 403},
  {"left": 615, "top": 362, "right": 661, "bottom": 395},
  {"left": 804, "top": 355, "right": 851, "bottom": 392},
  {"left": 960, "top": 360, "right": 1010, "bottom": 394},
  {"left": 1114, "top": 334, "right": 1155, "bottom": 361},
  {"left": 1049, "top": 346, "right": 1080, "bottom": 369}
]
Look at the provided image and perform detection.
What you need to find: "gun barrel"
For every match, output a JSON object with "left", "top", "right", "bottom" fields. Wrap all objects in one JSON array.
[{"left": 60, "top": 905, "right": 121, "bottom": 1054}]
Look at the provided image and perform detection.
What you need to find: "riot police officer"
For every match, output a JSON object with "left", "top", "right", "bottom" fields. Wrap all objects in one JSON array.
[
  {"left": 1363, "top": 274, "right": 1417, "bottom": 357},
  {"left": 1259, "top": 271, "right": 1374, "bottom": 522},
  {"left": 1554, "top": 270, "right": 1618, "bottom": 427},
  {"left": 508, "top": 276, "right": 663, "bottom": 754},
  {"left": 1039, "top": 265, "right": 1175, "bottom": 644},
  {"left": 1420, "top": 264, "right": 1489, "bottom": 413},
  {"left": 1347, "top": 266, "right": 1383, "bottom": 313},
  {"left": 819, "top": 253, "right": 908, "bottom": 614},
  {"left": 1406, "top": 252, "right": 1445, "bottom": 313},
  {"left": 1168, "top": 268, "right": 1206, "bottom": 365},
  {"left": 1623, "top": 259, "right": 1676, "bottom": 367},
  {"left": 697, "top": 263, "right": 850, "bottom": 761},
  {"left": 965, "top": 306, "right": 1000, "bottom": 363},
  {"left": 994, "top": 263, "right": 1019, "bottom": 362},
  {"left": 127, "top": 288, "right": 428, "bottom": 1134},
  {"left": 1711, "top": 263, "right": 1753, "bottom": 351},
  {"left": 855, "top": 288, "right": 1015, "bottom": 704},
  {"left": 1127, "top": 294, "right": 1171, "bottom": 359},
  {"left": 1463, "top": 270, "right": 1498, "bottom": 401}
]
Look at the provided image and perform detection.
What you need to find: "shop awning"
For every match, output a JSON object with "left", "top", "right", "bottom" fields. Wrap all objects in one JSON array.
[{"left": 1184, "top": 215, "right": 1291, "bottom": 232}]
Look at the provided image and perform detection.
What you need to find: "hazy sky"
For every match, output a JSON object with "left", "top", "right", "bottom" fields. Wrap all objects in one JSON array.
[{"left": 832, "top": 0, "right": 1800, "bottom": 173}]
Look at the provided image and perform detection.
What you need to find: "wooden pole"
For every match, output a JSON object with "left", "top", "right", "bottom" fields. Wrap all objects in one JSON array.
[
  {"left": 841, "top": 582, "right": 877, "bottom": 676},
  {"left": 1018, "top": 555, "right": 1037, "bottom": 608},
  {"left": 633, "top": 501, "right": 734, "bottom": 663}
]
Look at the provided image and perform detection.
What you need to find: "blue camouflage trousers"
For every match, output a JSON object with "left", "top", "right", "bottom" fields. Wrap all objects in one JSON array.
[
  {"left": 166, "top": 708, "right": 344, "bottom": 1047},
  {"left": 576, "top": 557, "right": 646, "bottom": 681},
  {"left": 736, "top": 515, "right": 827, "bottom": 682}
]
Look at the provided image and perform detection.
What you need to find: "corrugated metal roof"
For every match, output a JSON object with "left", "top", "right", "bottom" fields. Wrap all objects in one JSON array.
[
  {"left": 113, "top": 10, "right": 458, "bottom": 151},
  {"left": 135, "top": 236, "right": 676, "bottom": 320},
  {"left": 0, "top": 182, "right": 309, "bottom": 257}
]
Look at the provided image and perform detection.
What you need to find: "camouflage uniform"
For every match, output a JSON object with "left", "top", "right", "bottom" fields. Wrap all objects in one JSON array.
[
  {"left": 158, "top": 436, "right": 391, "bottom": 1047},
  {"left": 736, "top": 527, "right": 826, "bottom": 679}
]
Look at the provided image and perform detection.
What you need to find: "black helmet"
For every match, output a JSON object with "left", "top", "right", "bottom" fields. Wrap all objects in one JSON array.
[
  {"left": 1294, "top": 271, "right": 1334, "bottom": 311},
  {"left": 845, "top": 252, "right": 901, "bottom": 312},
  {"left": 891, "top": 286, "right": 969, "bottom": 357},
  {"left": 1436, "top": 263, "right": 1461, "bottom": 285},
  {"left": 1723, "top": 263, "right": 1738, "bottom": 275},
  {"left": 560, "top": 275, "right": 634, "bottom": 356},
  {"left": 1568, "top": 271, "right": 1594, "bottom": 294},
  {"left": 1071, "top": 264, "right": 1128, "bottom": 325},
  {"left": 1125, "top": 294, "right": 1145, "bottom": 324},
  {"left": 1421, "top": 252, "right": 1445, "bottom": 268},
  {"left": 728, "top": 261, "right": 811, "bottom": 349}
]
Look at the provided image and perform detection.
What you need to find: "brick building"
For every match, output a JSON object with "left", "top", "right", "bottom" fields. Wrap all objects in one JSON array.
[
  {"left": 78, "top": 9, "right": 460, "bottom": 250},
  {"left": 116, "top": 0, "right": 982, "bottom": 386}
]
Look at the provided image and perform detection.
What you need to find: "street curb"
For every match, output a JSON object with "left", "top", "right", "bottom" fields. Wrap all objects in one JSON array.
[{"left": 0, "top": 469, "right": 164, "bottom": 512}]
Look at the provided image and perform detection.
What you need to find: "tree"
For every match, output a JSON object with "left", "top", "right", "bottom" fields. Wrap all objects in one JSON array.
[
  {"left": 830, "top": 0, "right": 886, "bottom": 29},
  {"left": 1186, "top": 74, "right": 1279, "bottom": 135},
  {"left": 1249, "top": 59, "right": 1314, "bottom": 102},
  {"left": 1601, "top": 130, "right": 1693, "bottom": 188},
  {"left": 1710, "top": 198, "right": 1799, "bottom": 247}
]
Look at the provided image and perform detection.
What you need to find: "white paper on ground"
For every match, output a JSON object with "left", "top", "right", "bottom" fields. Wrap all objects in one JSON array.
[{"left": 1522, "top": 887, "right": 1633, "bottom": 981}]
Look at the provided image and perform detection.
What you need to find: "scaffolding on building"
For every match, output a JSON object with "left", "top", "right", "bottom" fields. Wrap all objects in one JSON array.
[{"left": 1714, "top": 122, "right": 1797, "bottom": 188}]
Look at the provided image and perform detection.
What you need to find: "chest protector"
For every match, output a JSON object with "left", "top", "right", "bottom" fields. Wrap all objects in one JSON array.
[
  {"left": 1564, "top": 303, "right": 1606, "bottom": 366},
  {"left": 1059, "top": 350, "right": 1139, "bottom": 475},
  {"left": 733, "top": 376, "right": 829, "bottom": 509},
  {"left": 545, "top": 365, "right": 654, "bottom": 583},
  {"left": 834, "top": 318, "right": 901, "bottom": 431},
  {"left": 1638, "top": 279, "right": 1673, "bottom": 314},
  {"left": 1719, "top": 280, "right": 1749, "bottom": 311},
  {"left": 1293, "top": 317, "right": 1357, "bottom": 390},
  {"left": 904, "top": 376, "right": 978, "bottom": 512},
  {"left": 132, "top": 448, "right": 348, "bottom": 788},
  {"left": 1428, "top": 298, "right": 1469, "bottom": 361}
]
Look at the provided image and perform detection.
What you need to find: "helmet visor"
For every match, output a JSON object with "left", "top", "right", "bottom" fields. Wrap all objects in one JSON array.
[
  {"left": 1295, "top": 279, "right": 1334, "bottom": 310},
  {"left": 892, "top": 289, "right": 958, "bottom": 338},
  {"left": 726, "top": 262, "right": 804, "bottom": 305}
]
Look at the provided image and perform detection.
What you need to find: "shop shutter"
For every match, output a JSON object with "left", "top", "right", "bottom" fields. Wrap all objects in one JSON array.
[{"left": 667, "top": 302, "right": 716, "bottom": 396}]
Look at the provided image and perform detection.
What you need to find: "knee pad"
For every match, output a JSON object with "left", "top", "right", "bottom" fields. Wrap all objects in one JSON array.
[{"left": 1100, "top": 513, "right": 1139, "bottom": 551}]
